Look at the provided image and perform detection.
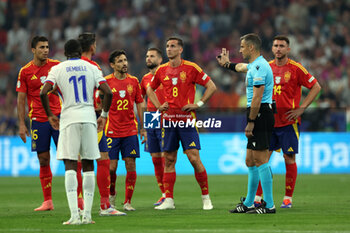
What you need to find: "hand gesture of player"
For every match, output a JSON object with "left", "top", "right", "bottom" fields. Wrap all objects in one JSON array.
[
  {"left": 182, "top": 103, "right": 199, "bottom": 112},
  {"left": 19, "top": 124, "right": 30, "bottom": 143},
  {"left": 158, "top": 102, "right": 169, "bottom": 112},
  {"left": 97, "top": 116, "right": 106, "bottom": 132},
  {"left": 48, "top": 115, "right": 59, "bottom": 130},
  {"left": 285, "top": 108, "right": 305, "bottom": 121},
  {"left": 140, "top": 128, "right": 147, "bottom": 144}
]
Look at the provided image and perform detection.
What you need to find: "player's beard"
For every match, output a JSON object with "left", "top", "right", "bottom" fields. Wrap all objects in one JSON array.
[
  {"left": 147, "top": 63, "right": 158, "bottom": 69},
  {"left": 276, "top": 53, "right": 287, "bottom": 60},
  {"left": 119, "top": 66, "right": 128, "bottom": 74}
]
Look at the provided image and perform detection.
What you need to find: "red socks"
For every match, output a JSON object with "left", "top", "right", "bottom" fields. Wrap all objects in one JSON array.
[
  {"left": 152, "top": 157, "right": 165, "bottom": 193},
  {"left": 195, "top": 170, "right": 209, "bottom": 195},
  {"left": 39, "top": 165, "right": 52, "bottom": 201},
  {"left": 163, "top": 172, "right": 176, "bottom": 198},
  {"left": 285, "top": 163, "right": 297, "bottom": 197},
  {"left": 255, "top": 162, "right": 298, "bottom": 198},
  {"left": 124, "top": 171, "right": 137, "bottom": 204},
  {"left": 77, "top": 162, "right": 83, "bottom": 200},
  {"left": 256, "top": 181, "right": 263, "bottom": 197},
  {"left": 110, "top": 171, "right": 117, "bottom": 196},
  {"left": 97, "top": 159, "right": 111, "bottom": 209}
]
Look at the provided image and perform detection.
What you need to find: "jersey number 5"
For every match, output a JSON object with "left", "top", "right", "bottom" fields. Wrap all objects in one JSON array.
[{"left": 69, "top": 75, "right": 87, "bottom": 103}]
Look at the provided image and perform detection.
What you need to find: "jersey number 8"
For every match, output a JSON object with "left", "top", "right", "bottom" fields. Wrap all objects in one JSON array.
[{"left": 173, "top": 87, "right": 178, "bottom": 97}]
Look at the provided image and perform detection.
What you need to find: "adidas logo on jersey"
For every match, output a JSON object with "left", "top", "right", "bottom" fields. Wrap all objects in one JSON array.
[
  {"left": 164, "top": 76, "right": 169, "bottom": 81},
  {"left": 130, "top": 149, "right": 136, "bottom": 155},
  {"left": 112, "top": 88, "right": 117, "bottom": 93},
  {"left": 189, "top": 142, "right": 196, "bottom": 147},
  {"left": 288, "top": 147, "right": 294, "bottom": 152},
  {"left": 31, "top": 75, "right": 38, "bottom": 80}
]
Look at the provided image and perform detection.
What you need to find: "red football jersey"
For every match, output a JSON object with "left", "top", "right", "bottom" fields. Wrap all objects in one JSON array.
[
  {"left": 150, "top": 60, "right": 210, "bottom": 120},
  {"left": 105, "top": 73, "right": 143, "bottom": 138},
  {"left": 140, "top": 72, "right": 165, "bottom": 111},
  {"left": 81, "top": 56, "right": 102, "bottom": 110},
  {"left": 269, "top": 59, "right": 318, "bottom": 127},
  {"left": 16, "top": 59, "right": 61, "bottom": 122}
]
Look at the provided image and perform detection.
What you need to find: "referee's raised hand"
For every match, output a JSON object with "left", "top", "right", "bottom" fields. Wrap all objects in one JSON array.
[{"left": 216, "top": 48, "right": 230, "bottom": 67}]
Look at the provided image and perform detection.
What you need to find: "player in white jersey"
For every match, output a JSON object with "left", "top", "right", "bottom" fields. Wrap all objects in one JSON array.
[{"left": 40, "top": 39, "right": 113, "bottom": 225}]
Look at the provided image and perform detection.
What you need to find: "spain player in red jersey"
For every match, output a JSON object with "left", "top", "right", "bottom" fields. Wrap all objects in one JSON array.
[
  {"left": 77, "top": 33, "right": 126, "bottom": 216},
  {"left": 147, "top": 37, "right": 217, "bottom": 210},
  {"left": 16, "top": 36, "right": 60, "bottom": 211},
  {"left": 140, "top": 48, "right": 166, "bottom": 206},
  {"left": 254, "top": 35, "right": 321, "bottom": 208},
  {"left": 104, "top": 50, "right": 146, "bottom": 211}
]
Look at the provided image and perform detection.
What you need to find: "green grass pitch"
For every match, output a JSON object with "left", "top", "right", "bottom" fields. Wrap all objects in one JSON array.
[{"left": 0, "top": 174, "right": 349, "bottom": 233}]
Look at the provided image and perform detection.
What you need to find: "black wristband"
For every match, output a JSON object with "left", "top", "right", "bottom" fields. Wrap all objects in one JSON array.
[
  {"left": 247, "top": 117, "right": 255, "bottom": 123},
  {"left": 228, "top": 63, "right": 238, "bottom": 72}
]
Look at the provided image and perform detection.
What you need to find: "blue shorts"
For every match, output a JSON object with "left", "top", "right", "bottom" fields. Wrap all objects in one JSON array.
[
  {"left": 269, "top": 123, "right": 300, "bottom": 155},
  {"left": 107, "top": 135, "right": 140, "bottom": 160},
  {"left": 144, "top": 128, "right": 163, "bottom": 153},
  {"left": 162, "top": 125, "right": 201, "bottom": 152},
  {"left": 98, "top": 130, "right": 108, "bottom": 152},
  {"left": 31, "top": 120, "right": 59, "bottom": 153}
]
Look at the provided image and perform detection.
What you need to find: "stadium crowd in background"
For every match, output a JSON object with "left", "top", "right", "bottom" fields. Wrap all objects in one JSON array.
[{"left": 1, "top": 0, "right": 350, "bottom": 134}]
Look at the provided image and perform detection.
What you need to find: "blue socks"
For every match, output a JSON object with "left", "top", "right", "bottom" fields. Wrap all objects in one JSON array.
[
  {"left": 258, "top": 163, "right": 274, "bottom": 208},
  {"left": 243, "top": 166, "right": 259, "bottom": 207}
]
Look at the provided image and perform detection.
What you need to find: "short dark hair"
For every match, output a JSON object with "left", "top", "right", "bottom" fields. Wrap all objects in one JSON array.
[
  {"left": 109, "top": 50, "right": 126, "bottom": 63},
  {"left": 240, "top": 33, "right": 262, "bottom": 51},
  {"left": 148, "top": 47, "right": 162, "bottom": 57},
  {"left": 64, "top": 39, "right": 82, "bottom": 59},
  {"left": 31, "top": 36, "right": 48, "bottom": 48},
  {"left": 166, "top": 37, "right": 183, "bottom": 47},
  {"left": 78, "top": 32, "right": 96, "bottom": 52},
  {"left": 273, "top": 35, "right": 290, "bottom": 45}
]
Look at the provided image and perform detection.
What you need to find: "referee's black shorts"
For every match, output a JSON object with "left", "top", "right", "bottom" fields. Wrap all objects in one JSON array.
[{"left": 247, "top": 103, "right": 274, "bottom": 151}]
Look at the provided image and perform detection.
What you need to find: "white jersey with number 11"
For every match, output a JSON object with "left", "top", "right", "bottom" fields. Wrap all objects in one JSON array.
[{"left": 45, "top": 58, "right": 106, "bottom": 130}]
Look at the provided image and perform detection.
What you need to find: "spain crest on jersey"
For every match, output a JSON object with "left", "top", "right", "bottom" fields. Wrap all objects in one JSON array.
[
  {"left": 284, "top": 71, "right": 291, "bottom": 83},
  {"left": 180, "top": 71, "right": 186, "bottom": 83},
  {"left": 119, "top": 90, "right": 126, "bottom": 98},
  {"left": 172, "top": 77, "right": 178, "bottom": 85},
  {"left": 127, "top": 84, "right": 133, "bottom": 95}
]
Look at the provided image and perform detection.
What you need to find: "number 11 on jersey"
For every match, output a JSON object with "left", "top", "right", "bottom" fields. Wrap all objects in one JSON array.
[{"left": 69, "top": 75, "right": 87, "bottom": 103}]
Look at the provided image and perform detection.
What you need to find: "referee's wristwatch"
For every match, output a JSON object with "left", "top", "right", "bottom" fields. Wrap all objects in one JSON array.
[{"left": 247, "top": 117, "right": 255, "bottom": 123}]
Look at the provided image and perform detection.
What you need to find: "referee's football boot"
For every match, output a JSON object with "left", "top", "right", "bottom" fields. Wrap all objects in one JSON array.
[
  {"left": 246, "top": 202, "right": 276, "bottom": 214},
  {"left": 229, "top": 197, "right": 254, "bottom": 213},
  {"left": 254, "top": 198, "right": 266, "bottom": 208}
]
